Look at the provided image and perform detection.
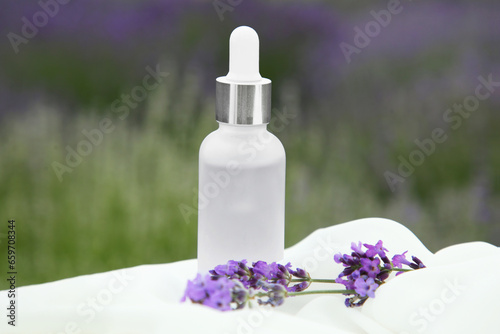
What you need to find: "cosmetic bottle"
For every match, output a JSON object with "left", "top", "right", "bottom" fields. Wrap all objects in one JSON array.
[{"left": 197, "top": 26, "right": 286, "bottom": 273}]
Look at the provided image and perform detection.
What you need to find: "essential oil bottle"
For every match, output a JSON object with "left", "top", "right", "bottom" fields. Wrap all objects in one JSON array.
[{"left": 197, "top": 26, "right": 286, "bottom": 273}]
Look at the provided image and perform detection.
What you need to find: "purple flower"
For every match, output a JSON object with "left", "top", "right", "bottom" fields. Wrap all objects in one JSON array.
[
  {"left": 232, "top": 283, "right": 249, "bottom": 308},
  {"left": 181, "top": 274, "right": 207, "bottom": 302},
  {"left": 377, "top": 270, "right": 390, "bottom": 281},
  {"left": 350, "top": 241, "right": 364, "bottom": 256},
  {"left": 257, "top": 282, "right": 288, "bottom": 307},
  {"left": 202, "top": 288, "right": 233, "bottom": 310},
  {"left": 335, "top": 276, "right": 355, "bottom": 290},
  {"left": 363, "top": 240, "right": 388, "bottom": 258},
  {"left": 345, "top": 296, "right": 369, "bottom": 308},
  {"left": 339, "top": 266, "right": 355, "bottom": 278},
  {"left": 351, "top": 269, "right": 361, "bottom": 280},
  {"left": 360, "top": 257, "right": 381, "bottom": 278},
  {"left": 211, "top": 260, "right": 247, "bottom": 276},
  {"left": 252, "top": 261, "right": 273, "bottom": 278},
  {"left": 181, "top": 274, "right": 242, "bottom": 311},
  {"left": 392, "top": 251, "right": 412, "bottom": 268},
  {"left": 289, "top": 267, "right": 309, "bottom": 279},
  {"left": 334, "top": 240, "right": 427, "bottom": 307},
  {"left": 334, "top": 253, "right": 359, "bottom": 266},
  {"left": 409, "top": 256, "right": 426, "bottom": 270},
  {"left": 210, "top": 260, "right": 255, "bottom": 288},
  {"left": 274, "top": 263, "right": 292, "bottom": 278},
  {"left": 194, "top": 241, "right": 427, "bottom": 311},
  {"left": 264, "top": 262, "right": 292, "bottom": 286},
  {"left": 287, "top": 281, "right": 310, "bottom": 292},
  {"left": 354, "top": 277, "right": 378, "bottom": 298},
  {"left": 211, "top": 260, "right": 307, "bottom": 292},
  {"left": 287, "top": 267, "right": 311, "bottom": 292},
  {"left": 334, "top": 253, "right": 343, "bottom": 264},
  {"left": 251, "top": 261, "right": 291, "bottom": 282}
]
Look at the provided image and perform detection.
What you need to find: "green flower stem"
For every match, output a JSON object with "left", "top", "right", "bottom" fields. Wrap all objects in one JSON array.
[
  {"left": 290, "top": 278, "right": 338, "bottom": 283},
  {"left": 310, "top": 278, "right": 338, "bottom": 283},
  {"left": 254, "top": 289, "right": 356, "bottom": 299},
  {"left": 288, "top": 289, "right": 356, "bottom": 296},
  {"left": 392, "top": 268, "right": 413, "bottom": 272}
]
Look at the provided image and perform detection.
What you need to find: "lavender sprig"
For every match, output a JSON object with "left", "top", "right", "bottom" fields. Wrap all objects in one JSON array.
[
  {"left": 182, "top": 240, "right": 425, "bottom": 310},
  {"left": 209, "top": 260, "right": 314, "bottom": 292},
  {"left": 180, "top": 274, "right": 246, "bottom": 311},
  {"left": 334, "top": 240, "right": 426, "bottom": 307}
]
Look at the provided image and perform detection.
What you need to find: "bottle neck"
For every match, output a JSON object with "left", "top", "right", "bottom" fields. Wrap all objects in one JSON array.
[{"left": 218, "top": 122, "right": 267, "bottom": 133}]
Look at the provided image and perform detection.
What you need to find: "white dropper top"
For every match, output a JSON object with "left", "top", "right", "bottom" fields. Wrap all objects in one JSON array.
[
  {"left": 216, "top": 26, "right": 271, "bottom": 124},
  {"left": 225, "top": 26, "right": 262, "bottom": 83}
]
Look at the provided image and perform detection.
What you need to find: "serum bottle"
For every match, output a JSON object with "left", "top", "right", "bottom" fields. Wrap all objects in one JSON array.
[{"left": 197, "top": 26, "right": 286, "bottom": 273}]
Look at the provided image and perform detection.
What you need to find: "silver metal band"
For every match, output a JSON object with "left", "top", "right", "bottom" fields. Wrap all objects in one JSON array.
[{"left": 216, "top": 78, "right": 272, "bottom": 125}]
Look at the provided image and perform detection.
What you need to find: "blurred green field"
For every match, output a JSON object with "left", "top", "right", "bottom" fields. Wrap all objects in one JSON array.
[{"left": 1, "top": 64, "right": 499, "bottom": 289}]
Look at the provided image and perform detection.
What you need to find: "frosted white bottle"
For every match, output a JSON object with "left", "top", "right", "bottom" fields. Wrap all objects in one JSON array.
[{"left": 197, "top": 26, "right": 286, "bottom": 273}]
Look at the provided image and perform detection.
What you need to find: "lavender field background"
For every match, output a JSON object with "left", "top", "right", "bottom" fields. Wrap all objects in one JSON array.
[{"left": 1, "top": 0, "right": 500, "bottom": 288}]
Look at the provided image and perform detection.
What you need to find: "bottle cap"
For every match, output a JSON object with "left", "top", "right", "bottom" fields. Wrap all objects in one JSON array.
[{"left": 216, "top": 26, "right": 272, "bottom": 125}]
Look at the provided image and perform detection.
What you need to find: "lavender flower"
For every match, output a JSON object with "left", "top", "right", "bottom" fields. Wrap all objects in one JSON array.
[
  {"left": 211, "top": 260, "right": 310, "bottom": 292},
  {"left": 409, "top": 256, "right": 426, "bottom": 269},
  {"left": 181, "top": 274, "right": 242, "bottom": 311},
  {"left": 289, "top": 267, "right": 309, "bottom": 279},
  {"left": 252, "top": 260, "right": 273, "bottom": 278},
  {"left": 182, "top": 274, "right": 208, "bottom": 302},
  {"left": 268, "top": 262, "right": 292, "bottom": 286},
  {"left": 182, "top": 270, "right": 293, "bottom": 310},
  {"left": 184, "top": 241, "right": 426, "bottom": 311},
  {"left": 335, "top": 276, "right": 355, "bottom": 290},
  {"left": 364, "top": 240, "right": 389, "bottom": 259},
  {"left": 392, "top": 251, "right": 411, "bottom": 268},
  {"left": 391, "top": 252, "right": 426, "bottom": 275},
  {"left": 351, "top": 241, "right": 364, "bottom": 256},
  {"left": 334, "top": 240, "right": 425, "bottom": 306},
  {"left": 212, "top": 260, "right": 246, "bottom": 276},
  {"left": 287, "top": 281, "right": 310, "bottom": 292},
  {"left": 256, "top": 281, "right": 287, "bottom": 307},
  {"left": 334, "top": 253, "right": 360, "bottom": 266},
  {"left": 210, "top": 260, "right": 253, "bottom": 288},
  {"left": 360, "top": 258, "right": 381, "bottom": 278},
  {"left": 354, "top": 277, "right": 378, "bottom": 298}
]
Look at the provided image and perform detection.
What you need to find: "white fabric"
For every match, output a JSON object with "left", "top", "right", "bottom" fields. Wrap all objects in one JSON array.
[{"left": 1, "top": 218, "right": 498, "bottom": 333}]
